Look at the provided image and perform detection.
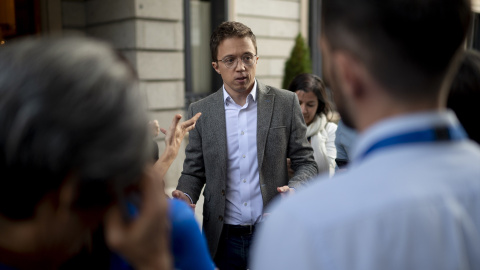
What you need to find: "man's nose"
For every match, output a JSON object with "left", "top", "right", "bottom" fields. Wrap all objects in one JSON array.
[{"left": 235, "top": 58, "right": 246, "bottom": 71}]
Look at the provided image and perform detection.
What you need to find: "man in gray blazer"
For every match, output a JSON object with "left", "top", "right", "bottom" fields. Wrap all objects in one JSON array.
[{"left": 172, "top": 21, "right": 318, "bottom": 269}]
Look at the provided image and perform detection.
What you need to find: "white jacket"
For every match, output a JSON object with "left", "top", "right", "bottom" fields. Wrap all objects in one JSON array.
[{"left": 307, "top": 114, "right": 337, "bottom": 176}]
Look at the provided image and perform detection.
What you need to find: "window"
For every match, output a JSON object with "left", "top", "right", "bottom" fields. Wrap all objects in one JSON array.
[{"left": 184, "top": 0, "right": 228, "bottom": 108}]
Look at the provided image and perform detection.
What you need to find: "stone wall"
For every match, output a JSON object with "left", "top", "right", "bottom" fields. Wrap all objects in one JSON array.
[
  {"left": 61, "top": 0, "right": 187, "bottom": 189},
  {"left": 232, "top": 0, "right": 307, "bottom": 88}
]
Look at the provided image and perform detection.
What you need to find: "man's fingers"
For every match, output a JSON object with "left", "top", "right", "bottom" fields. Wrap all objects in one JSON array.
[
  {"left": 181, "top": 112, "right": 202, "bottom": 130},
  {"left": 172, "top": 190, "right": 181, "bottom": 198},
  {"left": 172, "top": 190, "right": 187, "bottom": 202},
  {"left": 160, "top": 128, "right": 167, "bottom": 135},
  {"left": 184, "top": 124, "right": 196, "bottom": 132},
  {"left": 192, "top": 112, "right": 202, "bottom": 121},
  {"left": 170, "top": 114, "right": 183, "bottom": 129}
]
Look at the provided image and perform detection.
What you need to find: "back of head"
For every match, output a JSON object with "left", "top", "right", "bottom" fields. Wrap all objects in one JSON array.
[
  {"left": 210, "top": 21, "right": 257, "bottom": 62},
  {"left": 0, "top": 36, "right": 150, "bottom": 220},
  {"left": 322, "top": 0, "right": 471, "bottom": 100},
  {"left": 448, "top": 49, "right": 480, "bottom": 144},
  {"left": 287, "top": 73, "right": 333, "bottom": 117}
]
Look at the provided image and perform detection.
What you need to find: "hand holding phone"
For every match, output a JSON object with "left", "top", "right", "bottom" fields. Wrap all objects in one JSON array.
[{"left": 105, "top": 166, "right": 172, "bottom": 270}]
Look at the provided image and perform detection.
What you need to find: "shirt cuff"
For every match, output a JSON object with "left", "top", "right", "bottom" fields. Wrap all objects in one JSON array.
[{"left": 184, "top": 193, "right": 194, "bottom": 204}]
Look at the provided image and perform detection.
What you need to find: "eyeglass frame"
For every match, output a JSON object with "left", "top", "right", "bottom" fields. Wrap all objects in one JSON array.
[{"left": 216, "top": 53, "right": 258, "bottom": 69}]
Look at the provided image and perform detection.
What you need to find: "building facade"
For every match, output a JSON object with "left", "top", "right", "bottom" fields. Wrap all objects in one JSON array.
[{"left": 1, "top": 0, "right": 318, "bottom": 191}]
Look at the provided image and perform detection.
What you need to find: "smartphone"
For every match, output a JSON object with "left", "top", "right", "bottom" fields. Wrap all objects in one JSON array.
[{"left": 121, "top": 191, "right": 141, "bottom": 222}]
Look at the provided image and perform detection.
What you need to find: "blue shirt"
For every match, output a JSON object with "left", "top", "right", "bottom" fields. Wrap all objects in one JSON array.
[
  {"left": 111, "top": 199, "right": 215, "bottom": 270},
  {"left": 334, "top": 119, "right": 357, "bottom": 162},
  {"left": 251, "top": 111, "right": 480, "bottom": 270}
]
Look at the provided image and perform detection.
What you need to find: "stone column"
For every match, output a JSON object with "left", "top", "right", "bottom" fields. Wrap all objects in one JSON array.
[{"left": 85, "top": 0, "right": 186, "bottom": 189}]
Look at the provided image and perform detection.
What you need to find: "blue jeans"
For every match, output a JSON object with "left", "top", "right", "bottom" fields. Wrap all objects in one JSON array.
[{"left": 214, "top": 225, "right": 256, "bottom": 270}]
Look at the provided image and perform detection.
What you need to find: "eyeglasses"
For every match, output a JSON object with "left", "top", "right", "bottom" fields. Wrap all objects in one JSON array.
[{"left": 217, "top": 53, "right": 257, "bottom": 69}]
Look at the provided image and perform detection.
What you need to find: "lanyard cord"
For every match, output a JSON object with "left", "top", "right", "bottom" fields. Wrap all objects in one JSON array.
[{"left": 360, "top": 125, "right": 467, "bottom": 160}]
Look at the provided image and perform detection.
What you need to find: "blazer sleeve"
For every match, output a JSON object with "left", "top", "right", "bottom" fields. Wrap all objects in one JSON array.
[
  {"left": 176, "top": 104, "right": 206, "bottom": 203},
  {"left": 287, "top": 94, "right": 319, "bottom": 188}
]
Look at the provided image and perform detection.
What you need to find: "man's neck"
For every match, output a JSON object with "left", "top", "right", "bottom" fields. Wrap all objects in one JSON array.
[
  {"left": 224, "top": 84, "right": 255, "bottom": 107},
  {"left": 355, "top": 94, "right": 442, "bottom": 133}
]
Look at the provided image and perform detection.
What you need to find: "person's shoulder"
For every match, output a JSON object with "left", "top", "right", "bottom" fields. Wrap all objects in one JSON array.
[
  {"left": 258, "top": 81, "right": 294, "bottom": 98},
  {"left": 326, "top": 121, "right": 338, "bottom": 132},
  {"left": 188, "top": 89, "right": 222, "bottom": 110}
]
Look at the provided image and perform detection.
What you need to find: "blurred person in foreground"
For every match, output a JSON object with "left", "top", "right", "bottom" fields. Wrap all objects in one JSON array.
[
  {"left": 0, "top": 36, "right": 206, "bottom": 269},
  {"left": 448, "top": 49, "right": 480, "bottom": 144},
  {"left": 251, "top": 0, "right": 480, "bottom": 269},
  {"left": 287, "top": 73, "right": 337, "bottom": 176}
]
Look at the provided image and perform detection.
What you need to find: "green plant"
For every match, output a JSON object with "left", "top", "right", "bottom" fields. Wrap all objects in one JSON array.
[{"left": 282, "top": 33, "right": 312, "bottom": 89}]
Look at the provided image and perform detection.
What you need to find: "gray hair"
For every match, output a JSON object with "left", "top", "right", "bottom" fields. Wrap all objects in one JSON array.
[{"left": 0, "top": 36, "right": 150, "bottom": 219}]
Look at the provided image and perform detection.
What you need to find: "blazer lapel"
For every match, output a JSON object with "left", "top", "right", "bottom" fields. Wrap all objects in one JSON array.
[
  {"left": 256, "top": 82, "right": 275, "bottom": 171},
  {"left": 210, "top": 87, "right": 228, "bottom": 183}
]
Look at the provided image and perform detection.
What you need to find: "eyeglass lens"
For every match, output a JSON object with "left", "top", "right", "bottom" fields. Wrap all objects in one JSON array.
[{"left": 222, "top": 54, "right": 255, "bottom": 68}]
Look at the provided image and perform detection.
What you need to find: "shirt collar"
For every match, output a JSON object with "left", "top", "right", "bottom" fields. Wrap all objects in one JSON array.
[
  {"left": 350, "top": 110, "right": 461, "bottom": 162},
  {"left": 223, "top": 79, "right": 257, "bottom": 105}
]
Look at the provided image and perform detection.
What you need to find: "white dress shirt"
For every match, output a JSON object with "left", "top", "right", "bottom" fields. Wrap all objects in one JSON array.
[
  {"left": 251, "top": 110, "right": 480, "bottom": 269},
  {"left": 223, "top": 80, "right": 263, "bottom": 225}
]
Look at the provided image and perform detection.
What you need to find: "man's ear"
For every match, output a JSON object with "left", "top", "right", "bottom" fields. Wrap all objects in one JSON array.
[
  {"left": 212, "top": 62, "right": 220, "bottom": 74},
  {"left": 56, "top": 176, "right": 77, "bottom": 220},
  {"left": 332, "top": 51, "right": 366, "bottom": 100}
]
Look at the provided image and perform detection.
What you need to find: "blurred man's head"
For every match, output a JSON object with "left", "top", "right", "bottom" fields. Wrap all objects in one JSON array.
[
  {"left": 321, "top": 0, "right": 471, "bottom": 130},
  {"left": 0, "top": 36, "right": 150, "bottom": 267}
]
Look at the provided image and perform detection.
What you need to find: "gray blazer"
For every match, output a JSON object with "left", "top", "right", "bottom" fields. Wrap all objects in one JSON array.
[{"left": 177, "top": 81, "right": 318, "bottom": 257}]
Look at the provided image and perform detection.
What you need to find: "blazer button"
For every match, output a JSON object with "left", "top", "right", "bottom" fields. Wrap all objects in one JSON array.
[
  {"left": 218, "top": 215, "right": 223, "bottom": 222},
  {"left": 221, "top": 189, "right": 225, "bottom": 196}
]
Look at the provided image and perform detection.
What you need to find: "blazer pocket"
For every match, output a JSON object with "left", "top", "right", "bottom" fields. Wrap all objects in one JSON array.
[{"left": 270, "top": 126, "right": 286, "bottom": 130}]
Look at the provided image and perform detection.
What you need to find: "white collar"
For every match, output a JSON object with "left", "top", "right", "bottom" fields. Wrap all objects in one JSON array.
[{"left": 351, "top": 110, "right": 460, "bottom": 162}]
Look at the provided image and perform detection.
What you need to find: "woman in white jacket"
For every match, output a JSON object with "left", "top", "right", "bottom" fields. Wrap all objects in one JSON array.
[{"left": 288, "top": 73, "right": 337, "bottom": 176}]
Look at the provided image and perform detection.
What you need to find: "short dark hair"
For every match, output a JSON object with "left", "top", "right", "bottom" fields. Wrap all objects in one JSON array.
[
  {"left": 322, "top": 0, "right": 471, "bottom": 100},
  {"left": 0, "top": 36, "right": 150, "bottom": 219},
  {"left": 210, "top": 21, "right": 257, "bottom": 62},
  {"left": 287, "top": 73, "right": 333, "bottom": 119},
  {"left": 448, "top": 49, "right": 480, "bottom": 144}
]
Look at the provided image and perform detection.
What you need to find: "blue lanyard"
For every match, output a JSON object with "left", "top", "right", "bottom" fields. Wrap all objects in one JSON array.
[{"left": 360, "top": 125, "right": 467, "bottom": 160}]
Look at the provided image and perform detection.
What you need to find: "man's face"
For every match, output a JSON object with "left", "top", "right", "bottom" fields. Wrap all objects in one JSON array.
[
  {"left": 295, "top": 90, "right": 319, "bottom": 126},
  {"left": 320, "top": 35, "right": 356, "bottom": 129},
  {"left": 212, "top": 37, "right": 258, "bottom": 95}
]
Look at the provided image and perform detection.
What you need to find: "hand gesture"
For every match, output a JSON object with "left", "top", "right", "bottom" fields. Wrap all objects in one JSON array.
[
  {"left": 161, "top": 113, "right": 201, "bottom": 159},
  {"left": 172, "top": 190, "right": 196, "bottom": 210},
  {"left": 277, "top": 185, "right": 296, "bottom": 199},
  {"left": 148, "top": 120, "right": 160, "bottom": 138}
]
